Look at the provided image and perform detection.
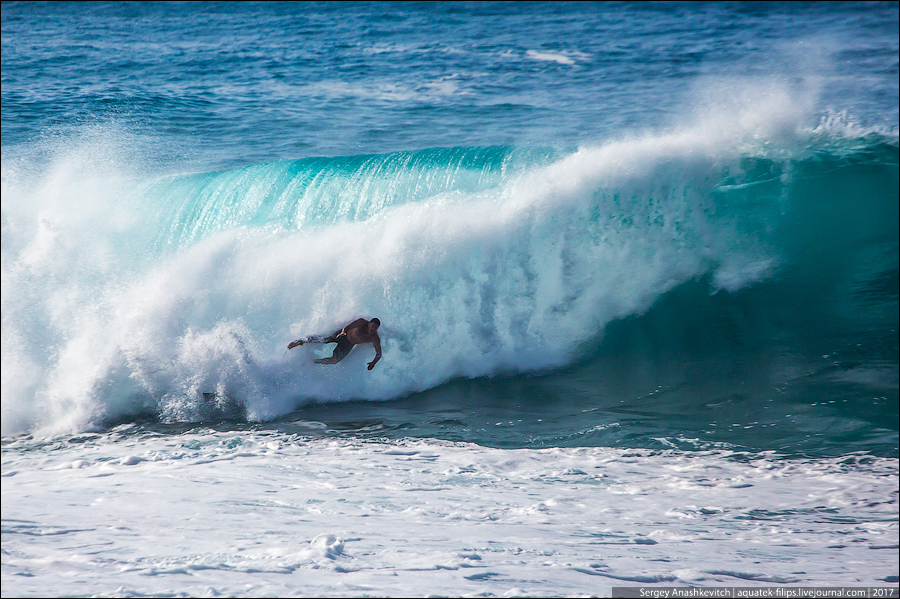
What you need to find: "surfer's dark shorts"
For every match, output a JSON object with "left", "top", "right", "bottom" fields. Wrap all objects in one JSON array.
[{"left": 327, "top": 335, "right": 354, "bottom": 362}]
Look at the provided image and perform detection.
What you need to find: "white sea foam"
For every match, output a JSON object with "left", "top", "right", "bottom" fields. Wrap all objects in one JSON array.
[
  {"left": 525, "top": 49, "right": 577, "bottom": 65},
  {"left": 2, "top": 431, "right": 896, "bottom": 597},
  {"left": 298, "top": 76, "right": 470, "bottom": 103},
  {"left": 810, "top": 109, "right": 900, "bottom": 139}
]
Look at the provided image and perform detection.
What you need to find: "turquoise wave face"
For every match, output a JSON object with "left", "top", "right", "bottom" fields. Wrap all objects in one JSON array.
[
  {"left": 2, "top": 125, "right": 897, "bottom": 456},
  {"left": 139, "top": 146, "right": 562, "bottom": 250}
]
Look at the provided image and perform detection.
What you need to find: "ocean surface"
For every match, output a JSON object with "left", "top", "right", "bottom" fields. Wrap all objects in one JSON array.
[{"left": 2, "top": 2, "right": 898, "bottom": 596}]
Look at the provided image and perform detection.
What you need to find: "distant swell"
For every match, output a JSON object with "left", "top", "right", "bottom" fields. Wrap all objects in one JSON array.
[{"left": 1, "top": 127, "right": 897, "bottom": 437}]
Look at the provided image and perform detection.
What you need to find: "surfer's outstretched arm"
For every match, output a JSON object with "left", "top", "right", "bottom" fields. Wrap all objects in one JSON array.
[{"left": 367, "top": 337, "right": 382, "bottom": 370}]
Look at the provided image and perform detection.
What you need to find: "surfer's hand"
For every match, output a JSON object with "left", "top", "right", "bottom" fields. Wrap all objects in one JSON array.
[
  {"left": 367, "top": 361, "right": 375, "bottom": 370},
  {"left": 288, "top": 340, "right": 302, "bottom": 350}
]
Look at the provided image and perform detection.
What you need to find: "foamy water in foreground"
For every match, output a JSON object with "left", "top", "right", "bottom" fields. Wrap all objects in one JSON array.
[{"left": 3, "top": 428, "right": 897, "bottom": 597}]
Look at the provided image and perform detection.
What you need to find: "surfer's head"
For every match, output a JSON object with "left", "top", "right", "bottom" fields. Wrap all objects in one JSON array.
[{"left": 368, "top": 318, "right": 381, "bottom": 334}]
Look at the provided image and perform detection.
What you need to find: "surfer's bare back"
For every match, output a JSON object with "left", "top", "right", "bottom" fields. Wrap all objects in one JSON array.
[{"left": 288, "top": 318, "right": 382, "bottom": 370}]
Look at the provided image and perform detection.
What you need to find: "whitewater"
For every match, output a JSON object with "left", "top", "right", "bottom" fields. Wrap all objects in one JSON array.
[
  {"left": 2, "top": 2, "right": 897, "bottom": 596},
  {"left": 3, "top": 430, "right": 897, "bottom": 597}
]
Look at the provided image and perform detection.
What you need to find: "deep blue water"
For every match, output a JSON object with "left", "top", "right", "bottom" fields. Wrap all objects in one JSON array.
[
  {"left": 4, "top": 1, "right": 898, "bottom": 165},
  {"left": 2, "top": 1, "right": 898, "bottom": 457}
]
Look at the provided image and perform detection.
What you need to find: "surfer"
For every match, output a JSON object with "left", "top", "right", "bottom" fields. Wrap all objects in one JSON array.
[{"left": 288, "top": 318, "right": 382, "bottom": 370}]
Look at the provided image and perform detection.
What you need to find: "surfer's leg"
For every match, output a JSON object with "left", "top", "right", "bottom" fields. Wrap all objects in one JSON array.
[
  {"left": 303, "top": 334, "right": 338, "bottom": 344},
  {"left": 290, "top": 333, "right": 338, "bottom": 349},
  {"left": 313, "top": 338, "right": 353, "bottom": 365}
]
